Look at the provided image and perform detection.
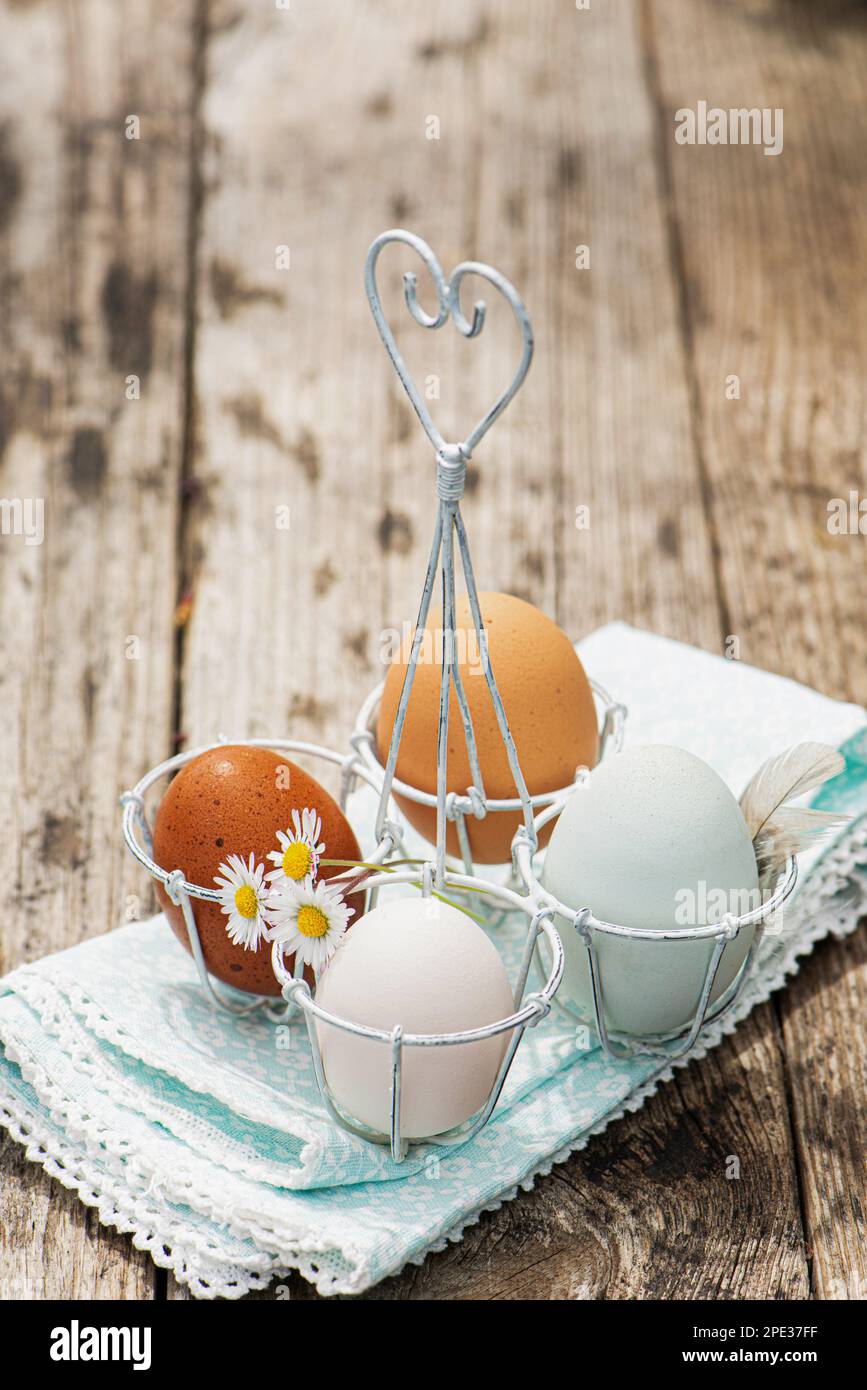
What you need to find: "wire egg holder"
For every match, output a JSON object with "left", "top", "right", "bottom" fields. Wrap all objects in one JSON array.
[
  {"left": 120, "top": 737, "right": 400, "bottom": 1021},
  {"left": 512, "top": 798, "right": 800, "bottom": 1065},
  {"left": 119, "top": 227, "right": 793, "bottom": 1164}
]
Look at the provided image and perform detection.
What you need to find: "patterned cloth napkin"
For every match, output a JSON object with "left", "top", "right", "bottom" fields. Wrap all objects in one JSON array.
[{"left": 1, "top": 624, "right": 866, "bottom": 1298}]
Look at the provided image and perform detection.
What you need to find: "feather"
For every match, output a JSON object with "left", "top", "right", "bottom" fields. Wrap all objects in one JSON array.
[
  {"left": 752, "top": 807, "right": 848, "bottom": 884},
  {"left": 739, "top": 743, "right": 848, "bottom": 886}
]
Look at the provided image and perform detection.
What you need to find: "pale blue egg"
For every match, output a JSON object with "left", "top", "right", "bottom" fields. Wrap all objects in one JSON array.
[{"left": 542, "top": 745, "right": 760, "bottom": 1037}]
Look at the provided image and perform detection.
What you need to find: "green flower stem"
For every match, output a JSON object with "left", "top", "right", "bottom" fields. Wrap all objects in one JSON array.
[{"left": 319, "top": 859, "right": 489, "bottom": 924}]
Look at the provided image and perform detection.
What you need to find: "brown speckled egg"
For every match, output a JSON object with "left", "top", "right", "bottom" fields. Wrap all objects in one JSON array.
[
  {"left": 153, "top": 745, "right": 362, "bottom": 996},
  {"left": 376, "top": 592, "right": 598, "bottom": 863}
]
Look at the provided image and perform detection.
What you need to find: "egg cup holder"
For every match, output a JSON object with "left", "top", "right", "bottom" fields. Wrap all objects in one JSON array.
[
  {"left": 271, "top": 866, "right": 564, "bottom": 1161},
  {"left": 120, "top": 736, "right": 402, "bottom": 1019},
  {"left": 351, "top": 673, "right": 627, "bottom": 883},
  {"left": 513, "top": 806, "right": 800, "bottom": 1064}
]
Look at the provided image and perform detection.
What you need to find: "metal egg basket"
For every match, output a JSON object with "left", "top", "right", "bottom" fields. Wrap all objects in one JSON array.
[
  {"left": 513, "top": 810, "right": 798, "bottom": 1064},
  {"left": 120, "top": 737, "right": 399, "bottom": 1021},
  {"left": 271, "top": 871, "right": 564, "bottom": 1162},
  {"left": 351, "top": 674, "right": 626, "bottom": 883},
  {"left": 120, "top": 228, "right": 788, "bottom": 1161}
]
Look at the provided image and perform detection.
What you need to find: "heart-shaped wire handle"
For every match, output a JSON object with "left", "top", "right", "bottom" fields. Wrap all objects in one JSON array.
[
  {"left": 366, "top": 230, "right": 538, "bottom": 885},
  {"left": 364, "top": 229, "right": 534, "bottom": 459}
]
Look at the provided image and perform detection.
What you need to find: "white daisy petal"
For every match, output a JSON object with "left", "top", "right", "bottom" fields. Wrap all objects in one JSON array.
[
  {"left": 266, "top": 807, "right": 326, "bottom": 890},
  {"left": 213, "top": 853, "right": 274, "bottom": 952},
  {"left": 268, "top": 878, "right": 354, "bottom": 974}
]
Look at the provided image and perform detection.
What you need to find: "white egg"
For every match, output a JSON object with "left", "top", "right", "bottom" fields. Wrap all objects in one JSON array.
[
  {"left": 315, "top": 896, "right": 515, "bottom": 1139},
  {"left": 541, "top": 744, "right": 760, "bottom": 1036}
]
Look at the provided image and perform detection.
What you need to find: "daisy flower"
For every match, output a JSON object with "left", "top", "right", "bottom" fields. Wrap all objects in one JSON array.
[
  {"left": 214, "top": 853, "right": 274, "bottom": 951},
  {"left": 268, "top": 877, "right": 354, "bottom": 974},
  {"left": 267, "top": 808, "right": 326, "bottom": 889}
]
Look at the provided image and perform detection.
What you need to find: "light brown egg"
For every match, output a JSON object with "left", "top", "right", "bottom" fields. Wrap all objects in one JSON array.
[
  {"left": 153, "top": 745, "right": 361, "bottom": 996},
  {"left": 376, "top": 592, "right": 598, "bottom": 862}
]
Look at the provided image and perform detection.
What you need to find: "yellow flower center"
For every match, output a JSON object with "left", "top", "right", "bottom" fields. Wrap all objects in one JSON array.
[
  {"left": 282, "top": 842, "right": 313, "bottom": 881},
  {"left": 234, "top": 885, "right": 259, "bottom": 919},
  {"left": 297, "top": 905, "right": 329, "bottom": 939}
]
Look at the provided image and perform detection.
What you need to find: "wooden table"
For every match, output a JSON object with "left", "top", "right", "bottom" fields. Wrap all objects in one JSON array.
[{"left": 1, "top": 0, "right": 865, "bottom": 1301}]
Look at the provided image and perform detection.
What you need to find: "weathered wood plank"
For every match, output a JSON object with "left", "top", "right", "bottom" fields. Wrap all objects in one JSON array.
[
  {"left": 0, "top": 0, "right": 197, "bottom": 1298},
  {"left": 644, "top": 0, "right": 867, "bottom": 1299},
  {"left": 168, "top": 0, "right": 809, "bottom": 1299},
  {"left": 783, "top": 930, "right": 867, "bottom": 1300}
]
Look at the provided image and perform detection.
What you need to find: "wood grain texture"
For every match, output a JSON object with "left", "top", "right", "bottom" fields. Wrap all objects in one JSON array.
[
  {"left": 644, "top": 0, "right": 867, "bottom": 1299},
  {"left": 0, "top": 0, "right": 197, "bottom": 1298},
  {"left": 2, "top": 0, "right": 864, "bottom": 1301}
]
